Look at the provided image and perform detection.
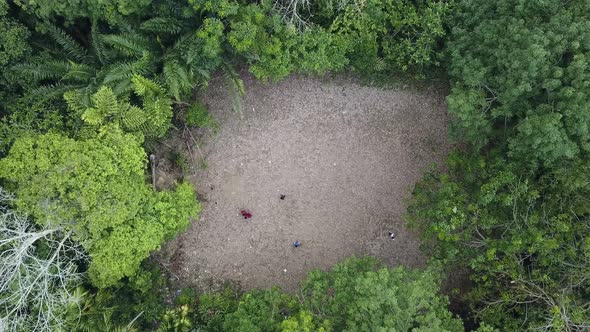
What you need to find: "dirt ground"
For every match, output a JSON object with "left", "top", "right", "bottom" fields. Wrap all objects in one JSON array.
[{"left": 163, "top": 73, "right": 450, "bottom": 293}]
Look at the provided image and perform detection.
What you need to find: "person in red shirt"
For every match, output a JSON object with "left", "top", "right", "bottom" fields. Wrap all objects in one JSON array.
[{"left": 240, "top": 210, "right": 252, "bottom": 219}]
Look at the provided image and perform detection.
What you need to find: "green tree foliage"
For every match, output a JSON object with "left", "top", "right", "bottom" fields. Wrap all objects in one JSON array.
[
  {"left": 0, "top": 98, "right": 70, "bottom": 156},
  {"left": 221, "top": 288, "right": 299, "bottom": 331},
  {"left": 326, "top": 0, "right": 451, "bottom": 75},
  {"left": 194, "top": 287, "right": 240, "bottom": 331},
  {"left": 281, "top": 310, "right": 324, "bottom": 332},
  {"left": 409, "top": 155, "right": 590, "bottom": 330},
  {"left": 188, "top": 0, "right": 239, "bottom": 18},
  {"left": 9, "top": 0, "right": 448, "bottom": 104},
  {"left": 446, "top": 0, "right": 590, "bottom": 168},
  {"left": 66, "top": 80, "right": 172, "bottom": 138},
  {"left": 406, "top": 0, "right": 590, "bottom": 330},
  {"left": 0, "top": 10, "right": 30, "bottom": 69},
  {"left": 226, "top": 0, "right": 448, "bottom": 81},
  {"left": 196, "top": 257, "right": 463, "bottom": 332},
  {"left": 0, "top": 0, "right": 31, "bottom": 115},
  {"left": 227, "top": 3, "right": 349, "bottom": 81},
  {"left": 11, "top": 23, "right": 153, "bottom": 103},
  {"left": 300, "top": 257, "right": 463, "bottom": 331},
  {"left": 12, "top": 19, "right": 219, "bottom": 104},
  {"left": 71, "top": 262, "right": 171, "bottom": 331},
  {"left": 3, "top": 0, "right": 557, "bottom": 330},
  {"left": 184, "top": 101, "right": 217, "bottom": 129},
  {"left": 0, "top": 130, "right": 199, "bottom": 288},
  {"left": 12, "top": 0, "right": 153, "bottom": 24}
]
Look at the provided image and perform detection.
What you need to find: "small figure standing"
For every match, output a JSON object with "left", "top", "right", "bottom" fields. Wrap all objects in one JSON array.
[
  {"left": 293, "top": 241, "right": 301, "bottom": 248},
  {"left": 240, "top": 210, "right": 252, "bottom": 219},
  {"left": 388, "top": 232, "right": 396, "bottom": 240}
]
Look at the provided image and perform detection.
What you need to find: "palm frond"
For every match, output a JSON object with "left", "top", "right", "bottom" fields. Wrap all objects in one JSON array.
[
  {"left": 140, "top": 17, "right": 184, "bottom": 34},
  {"left": 81, "top": 86, "right": 119, "bottom": 126},
  {"left": 168, "top": 32, "right": 193, "bottom": 58},
  {"left": 120, "top": 105, "right": 147, "bottom": 132},
  {"left": 142, "top": 95, "right": 172, "bottom": 137},
  {"left": 129, "top": 75, "right": 172, "bottom": 137},
  {"left": 28, "top": 83, "right": 84, "bottom": 101},
  {"left": 72, "top": 84, "right": 171, "bottom": 138},
  {"left": 76, "top": 124, "right": 99, "bottom": 140},
  {"left": 222, "top": 61, "right": 245, "bottom": 96},
  {"left": 102, "top": 52, "right": 153, "bottom": 86},
  {"left": 163, "top": 60, "right": 191, "bottom": 101},
  {"left": 63, "top": 84, "right": 101, "bottom": 113},
  {"left": 81, "top": 107, "right": 106, "bottom": 126},
  {"left": 46, "top": 25, "right": 90, "bottom": 63},
  {"left": 110, "top": 79, "right": 134, "bottom": 98},
  {"left": 76, "top": 84, "right": 100, "bottom": 108},
  {"left": 101, "top": 53, "right": 153, "bottom": 97},
  {"left": 90, "top": 21, "right": 111, "bottom": 66},
  {"left": 101, "top": 33, "right": 151, "bottom": 57},
  {"left": 64, "top": 90, "right": 87, "bottom": 116},
  {"left": 132, "top": 74, "right": 165, "bottom": 97},
  {"left": 183, "top": 43, "right": 201, "bottom": 68},
  {"left": 11, "top": 61, "right": 70, "bottom": 81},
  {"left": 62, "top": 61, "right": 96, "bottom": 82},
  {"left": 221, "top": 61, "right": 245, "bottom": 113},
  {"left": 102, "top": 62, "right": 135, "bottom": 85},
  {"left": 91, "top": 86, "right": 120, "bottom": 117}
]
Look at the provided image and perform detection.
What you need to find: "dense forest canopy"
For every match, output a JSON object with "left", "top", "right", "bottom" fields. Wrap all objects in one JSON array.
[
  {"left": 0, "top": 0, "right": 588, "bottom": 331},
  {"left": 408, "top": 0, "right": 590, "bottom": 330}
]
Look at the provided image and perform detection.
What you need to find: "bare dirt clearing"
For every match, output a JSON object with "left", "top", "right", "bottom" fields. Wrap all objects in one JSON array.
[{"left": 164, "top": 74, "right": 449, "bottom": 292}]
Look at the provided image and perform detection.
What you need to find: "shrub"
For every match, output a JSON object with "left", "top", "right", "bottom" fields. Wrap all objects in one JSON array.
[
  {"left": 185, "top": 101, "right": 216, "bottom": 129},
  {"left": 0, "top": 130, "right": 200, "bottom": 288},
  {"left": 328, "top": 0, "right": 451, "bottom": 75},
  {"left": 195, "top": 258, "right": 463, "bottom": 331}
]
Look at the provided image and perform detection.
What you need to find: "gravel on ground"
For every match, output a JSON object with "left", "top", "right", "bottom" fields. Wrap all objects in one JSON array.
[{"left": 164, "top": 73, "right": 449, "bottom": 292}]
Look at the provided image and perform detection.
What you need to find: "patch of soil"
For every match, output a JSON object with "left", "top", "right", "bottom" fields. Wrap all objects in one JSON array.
[{"left": 164, "top": 73, "right": 450, "bottom": 292}]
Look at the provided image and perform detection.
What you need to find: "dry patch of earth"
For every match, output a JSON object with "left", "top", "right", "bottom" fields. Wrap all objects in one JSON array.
[{"left": 163, "top": 74, "right": 449, "bottom": 292}]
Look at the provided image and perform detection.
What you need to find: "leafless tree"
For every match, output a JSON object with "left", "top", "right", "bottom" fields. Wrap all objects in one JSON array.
[
  {"left": 273, "top": 0, "right": 362, "bottom": 30},
  {"left": 0, "top": 188, "right": 88, "bottom": 332},
  {"left": 273, "top": 0, "right": 312, "bottom": 30}
]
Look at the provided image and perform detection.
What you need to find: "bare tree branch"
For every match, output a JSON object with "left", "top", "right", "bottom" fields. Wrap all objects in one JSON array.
[
  {"left": 273, "top": 0, "right": 312, "bottom": 31},
  {"left": 0, "top": 188, "right": 88, "bottom": 332}
]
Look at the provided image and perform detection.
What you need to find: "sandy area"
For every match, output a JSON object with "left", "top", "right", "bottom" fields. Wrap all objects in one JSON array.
[{"left": 164, "top": 74, "right": 449, "bottom": 292}]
